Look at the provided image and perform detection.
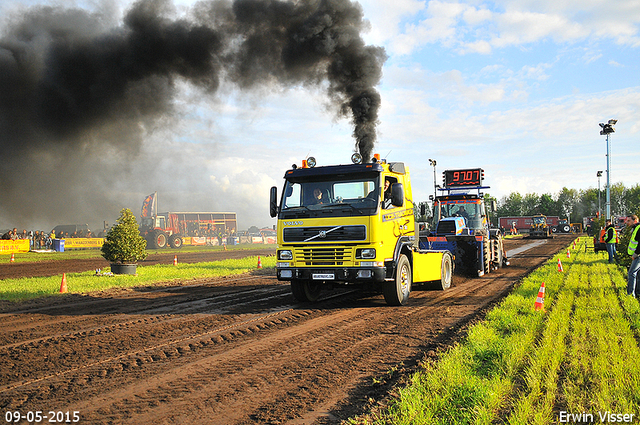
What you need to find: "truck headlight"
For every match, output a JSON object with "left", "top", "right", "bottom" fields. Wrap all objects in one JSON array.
[
  {"left": 278, "top": 250, "right": 293, "bottom": 260},
  {"left": 356, "top": 248, "right": 376, "bottom": 259}
]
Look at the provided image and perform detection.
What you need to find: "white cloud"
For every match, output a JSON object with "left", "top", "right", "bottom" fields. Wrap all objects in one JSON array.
[{"left": 363, "top": 0, "right": 640, "bottom": 56}]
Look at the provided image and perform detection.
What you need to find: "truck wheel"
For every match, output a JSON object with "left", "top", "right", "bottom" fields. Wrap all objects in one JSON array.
[
  {"left": 438, "top": 252, "right": 452, "bottom": 290},
  {"left": 384, "top": 254, "right": 411, "bottom": 306},
  {"left": 291, "top": 280, "right": 322, "bottom": 302},
  {"left": 169, "top": 235, "right": 183, "bottom": 249},
  {"left": 153, "top": 230, "right": 167, "bottom": 249}
]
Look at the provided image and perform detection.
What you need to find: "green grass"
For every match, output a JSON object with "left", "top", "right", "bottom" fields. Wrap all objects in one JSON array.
[
  {"left": 0, "top": 243, "right": 269, "bottom": 263},
  {"left": 350, "top": 238, "right": 640, "bottom": 424},
  {"left": 0, "top": 255, "right": 276, "bottom": 302}
]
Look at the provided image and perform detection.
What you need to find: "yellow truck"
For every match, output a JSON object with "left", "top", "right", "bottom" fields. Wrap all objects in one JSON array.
[{"left": 269, "top": 154, "right": 452, "bottom": 306}]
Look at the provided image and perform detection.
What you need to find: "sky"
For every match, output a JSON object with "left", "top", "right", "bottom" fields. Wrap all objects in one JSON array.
[{"left": 0, "top": 0, "right": 638, "bottom": 232}]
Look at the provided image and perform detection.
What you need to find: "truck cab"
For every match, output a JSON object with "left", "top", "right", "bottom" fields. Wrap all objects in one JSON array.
[{"left": 270, "top": 154, "right": 452, "bottom": 306}]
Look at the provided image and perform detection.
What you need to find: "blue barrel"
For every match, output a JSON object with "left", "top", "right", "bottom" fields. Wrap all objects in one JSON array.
[{"left": 53, "top": 239, "right": 65, "bottom": 252}]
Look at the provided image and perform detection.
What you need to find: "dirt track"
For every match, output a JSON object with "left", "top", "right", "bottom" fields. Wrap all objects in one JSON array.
[{"left": 0, "top": 236, "right": 575, "bottom": 424}]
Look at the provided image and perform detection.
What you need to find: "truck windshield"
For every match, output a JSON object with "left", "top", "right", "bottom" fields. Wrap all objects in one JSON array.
[
  {"left": 438, "top": 201, "right": 485, "bottom": 230},
  {"left": 533, "top": 216, "right": 546, "bottom": 225},
  {"left": 280, "top": 176, "right": 380, "bottom": 218}
]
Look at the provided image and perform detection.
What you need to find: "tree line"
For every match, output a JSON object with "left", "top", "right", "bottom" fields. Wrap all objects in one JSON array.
[{"left": 493, "top": 183, "right": 640, "bottom": 224}]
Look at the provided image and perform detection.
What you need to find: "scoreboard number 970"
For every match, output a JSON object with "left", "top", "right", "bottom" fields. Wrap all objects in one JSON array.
[{"left": 443, "top": 168, "right": 484, "bottom": 188}]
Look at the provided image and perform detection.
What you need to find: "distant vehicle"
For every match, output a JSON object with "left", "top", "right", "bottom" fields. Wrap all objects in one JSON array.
[
  {"left": 51, "top": 224, "right": 91, "bottom": 237},
  {"left": 552, "top": 218, "right": 572, "bottom": 233},
  {"left": 499, "top": 216, "right": 560, "bottom": 233},
  {"left": 140, "top": 212, "right": 238, "bottom": 249},
  {"left": 528, "top": 214, "right": 553, "bottom": 239},
  {"left": 139, "top": 193, "right": 237, "bottom": 249}
]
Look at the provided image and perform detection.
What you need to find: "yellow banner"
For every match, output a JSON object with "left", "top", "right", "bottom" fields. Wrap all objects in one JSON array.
[
  {"left": 0, "top": 239, "right": 30, "bottom": 254},
  {"left": 62, "top": 238, "right": 105, "bottom": 249}
]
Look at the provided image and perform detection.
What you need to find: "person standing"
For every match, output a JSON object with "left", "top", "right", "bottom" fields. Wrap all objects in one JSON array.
[
  {"left": 627, "top": 215, "right": 640, "bottom": 297},
  {"left": 604, "top": 219, "right": 618, "bottom": 263}
]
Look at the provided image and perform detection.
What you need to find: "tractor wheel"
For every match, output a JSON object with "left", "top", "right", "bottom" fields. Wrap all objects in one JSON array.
[
  {"left": 169, "top": 235, "right": 183, "bottom": 249},
  {"left": 384, "top": 254, "right": 411, "bottom": 306},
  {"left": 291, "top": 280, "right": 322, "bottom": 302},
  {"left": 152, "top": 230, "right": 168, "bottom": 249},
  {"left": 480, "top": 236, "right": 490, "bottom": 276},
  {"left": 438, "top": 252, "right": 453, "bottom": 290}
]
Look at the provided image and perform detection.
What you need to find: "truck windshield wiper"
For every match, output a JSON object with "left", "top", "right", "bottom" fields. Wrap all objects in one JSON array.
[
  {"left": 321, "top": 202, "right": 364, "bottom": 215},
  {"left": 284, "top": 205, "right": 312, "bottom": 212}
]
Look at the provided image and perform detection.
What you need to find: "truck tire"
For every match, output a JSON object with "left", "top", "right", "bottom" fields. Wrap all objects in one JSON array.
[
  {"left": 169, "top": 234, "right": 183, "bottom": 249},
  {"left": 438, "top": 252, "right": 453, "bottom": 290},
  {"left": 152, "top": 230, "right": 167, "bottom": 249},
  {"left": 384, "top": 254, "right": 411, "bottom": 306},
  {"left": 291, "top": 280, "right": 322, "bottom": 302}
]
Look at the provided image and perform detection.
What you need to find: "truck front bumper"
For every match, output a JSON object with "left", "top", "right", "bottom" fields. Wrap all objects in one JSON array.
[{"left": 277, "top": 266, "right": 387, "bottom": 284}]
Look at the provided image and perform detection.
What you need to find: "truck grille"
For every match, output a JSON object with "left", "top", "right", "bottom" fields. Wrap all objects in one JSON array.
[
  {"left": 294, "top": 247, "right": 353, "bottom": 266},
  {"left": 283, "top": 225, "right": 366, "bottom": 242}
]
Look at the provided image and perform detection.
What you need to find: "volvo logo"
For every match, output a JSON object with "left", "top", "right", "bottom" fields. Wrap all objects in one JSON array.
[
  {"left": 319, "top": 231, "right": 327, "bottom": 238},
  {"left": 283, "top": 221, "right": 303, "bottom": 226}
]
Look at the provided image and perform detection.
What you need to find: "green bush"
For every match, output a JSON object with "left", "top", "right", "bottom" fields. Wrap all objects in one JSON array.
[{"left": 101, "top": 208, "right": 148, "bottom": 264}]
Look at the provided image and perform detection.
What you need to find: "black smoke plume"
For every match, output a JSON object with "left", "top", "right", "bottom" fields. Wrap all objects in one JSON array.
[{"left": 0, "top": 0, "right": 386, "bottom": 229}]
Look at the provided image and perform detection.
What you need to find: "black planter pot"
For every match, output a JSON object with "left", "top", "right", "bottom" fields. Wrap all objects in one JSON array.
[{"left": 110, "top": 263, "right": 137, "bottom": 275}]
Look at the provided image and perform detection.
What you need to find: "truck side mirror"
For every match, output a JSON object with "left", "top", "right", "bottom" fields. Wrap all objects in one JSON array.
[
  {"left": 490, "top": 200, "right": 497, "bottom": 212},
  {"left": 420, "top": 203, "right": 426, "bottom": 216},
  {"left": 269, "top": 186, "right": 278, "bottom": 218},
  {"left": 391, "top": 183, "right": 404, "bottom": 207}
]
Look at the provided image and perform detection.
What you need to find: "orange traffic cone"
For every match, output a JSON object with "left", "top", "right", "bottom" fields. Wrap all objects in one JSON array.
[
  {"left": 173, "top": 255, "right": 178, "bottom": 266},
  {"left": 10, "top": 253, "right": 15, "bottom": 263},
  {"left": 534, "top": 282, "right": 545, "bottom": 311},
  {"left": 557, "top": 258, "right": 564, "bottom": 272},
  {"left": 257, "top": 256, "right": 262, "bottom": 269},
  {"left": 224, "top": 244, "right": 227, "bottom": 251},
  {"left": 572, "top": 240, "right": 576, "bottom": 249},
  {"left": 59, "top": 273, "right": 68, "bottom": 293},
  {"left": 566, "top": 249, "right": 570, "bottom": 258}
]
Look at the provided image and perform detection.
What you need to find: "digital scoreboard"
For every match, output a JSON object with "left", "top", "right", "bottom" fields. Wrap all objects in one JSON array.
[{"left": 443, "top": 168, "right": 484, "bottom": 188}]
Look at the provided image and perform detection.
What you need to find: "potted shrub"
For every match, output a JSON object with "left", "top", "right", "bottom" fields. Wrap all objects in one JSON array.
[{"left": 101, "top": 208, "right": 148, "bottom": 275}]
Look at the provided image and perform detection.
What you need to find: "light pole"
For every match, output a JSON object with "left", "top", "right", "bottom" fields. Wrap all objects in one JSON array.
[
  {"left": 597, "top": 170, "right": 603, "bottom": 218},
  {"left": 599, "top": 119, "right": 617, "bottom": 220},
  {"left": 428, "top": 158, "right": 437, "bottom": 200}
]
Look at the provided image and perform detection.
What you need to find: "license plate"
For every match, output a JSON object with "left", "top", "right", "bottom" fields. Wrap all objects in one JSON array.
[{"left": 312, "top": 273, "right": 335, "bottom": 280}]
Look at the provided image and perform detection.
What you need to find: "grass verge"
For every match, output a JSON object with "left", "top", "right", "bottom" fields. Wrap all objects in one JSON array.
[
  {"left": 0, "top": 255, "right": 276, "bottom": 302},
  {"left": 0, "top": 244, "right": 269, "bottom": 263},
  {"left": 350, "top": 238, "right": 640, "bottom": 424}
]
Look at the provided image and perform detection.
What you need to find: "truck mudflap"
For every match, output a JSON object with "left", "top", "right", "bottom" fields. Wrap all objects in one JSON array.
[
  {"left": 411, "top": 250, "right": 448, "bottom": 283},
  {"left": 412, "top": 250, "right": 453, "bottom": 290},
  {"left": 277, "top": 266, "right": 387, "bottom": 284}
]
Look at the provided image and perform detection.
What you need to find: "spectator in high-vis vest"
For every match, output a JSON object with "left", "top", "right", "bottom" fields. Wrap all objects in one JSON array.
[
  {"left": 627, "top": 215, "right": 640, "bottom": 297},
  {"left": 604, "top": 219, "right": 618, "bottom": 264}
]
